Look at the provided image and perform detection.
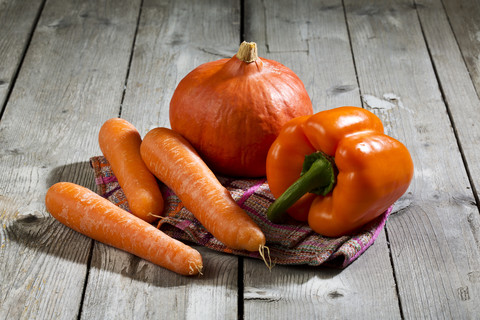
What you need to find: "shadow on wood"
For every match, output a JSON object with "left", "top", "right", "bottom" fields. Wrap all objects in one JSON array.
[
  {"left": 46, "top": 160, "right": 96, "bottom": 191},
  {"left": 3, "top": 161, "right": 96, "bottom": 250},
  {"left": 4, "top": 161, "right": 239, "bottom": 287}
]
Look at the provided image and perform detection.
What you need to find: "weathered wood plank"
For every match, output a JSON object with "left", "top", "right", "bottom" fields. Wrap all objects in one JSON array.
[
  {"left": 0, "top": 0, "right": 141, "bottom": 318},
  {"left": 415, "top": 0, "right": 480, "bottom": 311},
  {"left": 80, "top": 1, "right": 241, "bottom": 319},
  {"left": 244, "top": 230, "right": 399, "bottom": 319},
  {"left": 82, "top": 246, "right": 238, "bottom": 320},
  {"left": 440, "top": 0, "right": 480, "bottom": 216},
  {"left": 0, "top": 0, "right": 44, "bottom": 110},
  {"left": 243, "top": 1, "right": 401, "bottom": 319},
  {"left": 441, "top": 0, "right": 480, "bottom": 97},
  {"left": 344, "top": 0, "right": 480, "bottom": 317}
]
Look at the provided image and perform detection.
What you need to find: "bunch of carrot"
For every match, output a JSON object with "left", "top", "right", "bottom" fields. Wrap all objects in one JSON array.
[{"left": 45, "top": 118, "right": 266, "bottom": 276}]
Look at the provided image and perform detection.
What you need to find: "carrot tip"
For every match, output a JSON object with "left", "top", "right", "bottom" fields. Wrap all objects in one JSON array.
[
  {"left": 259, "top": 244, "right": 274, "bottom": 271},
  {"left": 147, "top": 212, "right": 163, "bottom": 219},
  {"left": 189, "top": 261, "right": 204, "bottom": 276}
]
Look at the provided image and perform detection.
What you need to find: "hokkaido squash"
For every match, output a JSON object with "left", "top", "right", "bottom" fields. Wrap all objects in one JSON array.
[{"left": 169, "top": 41, "right": 313, "bottom": 177}]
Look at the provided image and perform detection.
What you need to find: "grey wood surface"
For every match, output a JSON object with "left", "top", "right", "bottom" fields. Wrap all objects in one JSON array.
[
  {"left": 0, "top": 0, "right": 44, "bottom": 110},
  {"left": 345, "top": 0, "right": 480, "bottom": 318},
  {"left": 1, "top": 0, "right": 141, "bottom": 318},
  {"left": 1, "top": 0, "right": 480, "bottom": 319}
]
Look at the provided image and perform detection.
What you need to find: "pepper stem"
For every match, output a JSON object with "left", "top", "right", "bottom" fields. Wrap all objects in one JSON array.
[
  {"left": 267, "top": 152, "right": 336, "bottom": 224},
  {"left": 236, "top": 41, "right": 258, "bottom": 63}
]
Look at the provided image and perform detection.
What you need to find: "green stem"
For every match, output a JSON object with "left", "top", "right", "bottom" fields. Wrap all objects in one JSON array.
[{"left": 267, "top": 152, "right": 336, "bottom": 223}]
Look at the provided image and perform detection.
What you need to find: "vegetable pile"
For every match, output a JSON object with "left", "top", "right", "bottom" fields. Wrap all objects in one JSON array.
[{"left": 45, "top": 42, "right": 413, "bottom": 276}]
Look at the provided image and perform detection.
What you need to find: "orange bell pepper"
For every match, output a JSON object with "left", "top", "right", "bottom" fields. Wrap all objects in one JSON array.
[{"left": 266, "top": 106, "right": 414, "bottom": 237}]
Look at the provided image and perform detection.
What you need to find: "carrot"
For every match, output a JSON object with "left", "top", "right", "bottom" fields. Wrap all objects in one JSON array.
[
  {"left": 45, "top": 182, "right": 203, "bottom": 276},
  {"left": 99, "top": 118, "right": 163, "bottom": 223},
  {"left": 140, "top": 127, "right": 266, "bottom": 252}
]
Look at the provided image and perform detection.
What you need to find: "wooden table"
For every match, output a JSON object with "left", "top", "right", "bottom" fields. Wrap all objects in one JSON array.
[{"left": 1, "top": 0, "right": 480, "bottom": 319}]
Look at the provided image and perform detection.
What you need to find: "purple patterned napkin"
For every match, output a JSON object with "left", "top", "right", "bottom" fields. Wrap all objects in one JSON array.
[{"left": 90, "top": 156, "right": 391, "bottom": 268}]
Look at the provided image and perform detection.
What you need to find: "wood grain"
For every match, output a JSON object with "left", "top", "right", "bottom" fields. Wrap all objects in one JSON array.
[
  {"left": 243, "top": 1, "right": 401, "bottom": 319},
  {"left": 345, "top": 0, "right": 480, "bottom": 317},
  {"left": 0, "top": 0, "right": 141, "bottom": 318},
  {"left": 81, "top": 246, "right": 238, "bottom": 320},
  {"left": 415, "top": 0, "right": 480, "bottom": 313},
  {"left": 120, "top": 0, "right": 240, "bottom": 133},
  {"left": 0, "top": 0, "right": 44, "bottom": 110},
  {"left": 442, "top": 0, "right": 480, "bottom": 96},
  {"left": 245, "top": 0, "right": 362, "bottom": 112}
]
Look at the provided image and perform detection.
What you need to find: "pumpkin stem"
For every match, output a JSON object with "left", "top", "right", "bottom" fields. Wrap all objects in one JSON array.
[{"left": 236, "top": 41, "right": 258, "bottom": 63}]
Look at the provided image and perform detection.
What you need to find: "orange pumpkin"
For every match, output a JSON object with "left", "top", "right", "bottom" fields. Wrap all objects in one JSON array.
[{"left": 169, "top": 42, "right": 313, "bottom": 177}]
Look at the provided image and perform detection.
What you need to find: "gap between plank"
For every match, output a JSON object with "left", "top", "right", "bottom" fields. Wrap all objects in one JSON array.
[
  {"left": 238, "top": 2, "right": 246, "bottom": 318},
  {"left": 240, "top": 0, "right": 245, "bottom": 42},
  {"left": 384, "top": 228, "right": 406, "bottom": 320},
  {"left": 341, "top": 1, "right": 405, "bottom": 318},
  {"left": 118, "top": 0, "right": 144, "bottom": 118},
  {"left": 237, "top": 257, "right": 245, "bottom": 320},
  {"left": 76, "top": 241, "right": 95, "bottom": 320},
  {"left": 341, "top": 0, "right": 362, "bottom": 109},
  {"left": 0, "top": 0, "right": 47, "bottom": 122}
]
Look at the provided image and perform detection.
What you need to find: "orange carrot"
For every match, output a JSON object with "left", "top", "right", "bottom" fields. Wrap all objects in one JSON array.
[
  {"left": 140, "top": 127, "right": 266, "bottom": 252},
  {"left": 45, "top": 182, "right": 203, "bottom": 276},
  {"left": 99, "top": 118, "right": 163, "bottom": 223}
]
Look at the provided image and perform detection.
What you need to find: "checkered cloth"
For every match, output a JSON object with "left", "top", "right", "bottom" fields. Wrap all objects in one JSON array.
[{"left": 90, "top": 156, "right": 391, "bottom": 268}]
